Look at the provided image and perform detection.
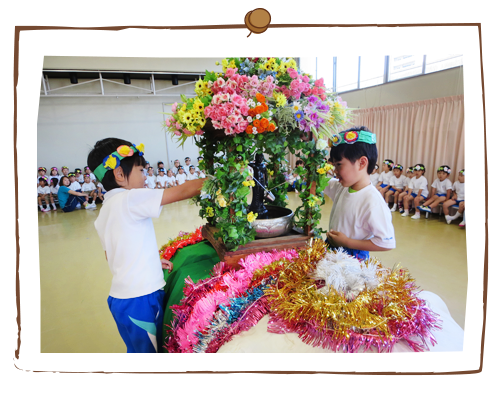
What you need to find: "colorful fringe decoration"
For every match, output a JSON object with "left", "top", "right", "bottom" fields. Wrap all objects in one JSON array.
[
  {"left": 165, "top": 238, "right": 441, "bottom": 353},
  {"left": 159, "top": 226, "right": 204, "bottom": 261}
]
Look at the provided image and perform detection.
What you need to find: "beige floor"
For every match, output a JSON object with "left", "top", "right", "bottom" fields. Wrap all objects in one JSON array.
[{"left": 38, "top": 192, "right": 467, "bottom": 353}]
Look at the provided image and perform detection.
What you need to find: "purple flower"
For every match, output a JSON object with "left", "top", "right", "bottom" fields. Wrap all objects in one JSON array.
[{"left": 307, "top": 96, "right": 319, "bottom": 104}]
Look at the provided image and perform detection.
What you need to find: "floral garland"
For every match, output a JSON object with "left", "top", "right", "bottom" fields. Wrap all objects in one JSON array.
[
  {"left": 165, "top": 240, "right": 441, "bottom": 353},
  {"left": 158, "top": 226, "right": 204, "bottom": 261}
]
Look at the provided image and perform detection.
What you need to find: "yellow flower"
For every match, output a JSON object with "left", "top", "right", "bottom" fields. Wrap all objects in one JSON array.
[
  {"left": 229, "top": 60, "right": 236, "bottom": 69},
  {"left": 242, "top": 181, "right": 250, "bottom": 187},
  {"left": 317, "top": 168, "right": 326, "bottom": 175},
  {"left": 267, "top": 169, "right": 274, "bottom": 176},
  {"left": 307, "top": 201, "right": 315, "bottom": 207},
  {"left": 216, "top": 188, "right": 221, "bottom": 196},
  {"left": 104, "top": 155, "right": 118, "bottom": 170},
  {"left": 193, "top": 99, "right": 204, "bottom": 112},
  {"left": 273, "top": 92, "right": 287, "bottom": 108},
  {"left": 222, "top": 59, "right": 229, "bottom": 72},
  {"left": 247, "top": 212, "right": 258, "bottom": 223},
  {"left": 182, "top": 112, "right": 194, "bottom": 124},
  {"left": 206, "top": 207, "right": 214, "bottom": 217},
  {"left": 217, "top": 195, "right": 227, "bottom": 208}
]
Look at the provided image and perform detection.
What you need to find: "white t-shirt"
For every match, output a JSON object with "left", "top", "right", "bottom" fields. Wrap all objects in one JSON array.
[
  {"left": 157, "top": 175, "right": 169, "bottom": 188},
  {"left": 50, "top": 184, "right": 59, "bottom": 194},
  {"left": 94, "top": 188, "right": 166, "bottom": 299},
  {"left": 156, "top": 168, "right": 166, "bottom": 176},
  {"left": 37, "top": 185, "right": 50, "bottom": 195},
  {"left": 403, "top": 177, "right": 412, "bottom": 188},
  {"left": 198, "top": 172, "right": 206, "bottom": 179},
  {"left": 69, "top": 181, "right": 82, "bottom": 191},
  {"left": 82, "top": 182, "right": 96, "bottom": 192},
  {"left": 389, "top": 174, "right": 406, "bottom": 189},
  {"left": 408, "top": 175, "right": 429, "bottom": 198},
  {"left": 166, "top": 175, "right": 176, "bottom": 187},
  {"left": 378, "top": 170, "right": 393, "bottom": 185},
  {"left": 452, "top": 181, "right": 465, "bottom": 200},
  {"left": 176, "top": 173, "right": 187, "bottom": 185},
  {"left": 171, "top": 166, "right": 181, "bottom": 175},
  {"left": 323, "top": 179, "right": 396, "bottom": 249},
  {"left": 84, "top": 173, "right": 96, "bottom": 182},
  {"left": 75, "top": 174, "right": 84, "bottom": 183},
  {"left": 145, "top": 175, "right": 157, "bottom": 189},
  {"left": 369, "top": 173, "right": 379, "bottom": 186},
  {"left": 186, "top": 172, "right": 199, "bottom": 180},
  {"left": 97, "top": 182, "right": 107, "bottom": 193},
  {"left": 431, "top": 178, "right": 453, "bottom": 195}
]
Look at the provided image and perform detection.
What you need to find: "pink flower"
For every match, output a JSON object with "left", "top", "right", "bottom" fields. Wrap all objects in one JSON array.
[
  {"left": 249, "top": 75, "right": 259, "bottom": 88},
  {"left": 183, "top": 128, "right": 191, "bottom": 135},
  {"left": 265, "top": 75, "right": 274, "bottom": 83},
  {"left": 165, "top": 118, "right": 171, "bottom": 127},
  {"left": 171, "top": 102, "right": 178, "bottom": 113},
  {"left": 174, "top": 130, "right": 182, "bottom": 136},
  {"left": 240, "top": 104, "right": 249, "bottom": 116},
  {"left": 231, "top": 94, "right": 245, "bottom": 107},
  {"left": 175, "top": 122, "right": 182, "bottom": 130},
  {"left": 214, "top": 77, "right": 226, "bottom": 89},
  {"left": 195, "top": 130, "right": 204, "bottom": 135},
  {"left": 287, "top": 68, "right": 298, "bottom": 79},
  {"left": 225, "top": 68, "right": 237, "bottom": 78},
  {"left": 320, "top": 94, "right": 327, "bottom": 100},
  {"left": 301, "top": 75, "right": 310, "bottom": 83},
  {"left": 314, "top": 78, "right": 324, "bottom": 87},
  {"left": 290, "top": 79, "right": 300, "bottom": 90}
]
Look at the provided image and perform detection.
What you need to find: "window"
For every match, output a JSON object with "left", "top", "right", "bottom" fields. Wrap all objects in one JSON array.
[
  {"left": 316, "top": 57, "right": 334, "bottom": 90},
  {"left": 336, "top": 56, "right": 359, "bottom": 92},
  {"left": 425, "top": 55, "right": 463, "bottom": 74},
  {"left": 359, "top": 55, "right": 385, "bottom": 89},
  {"left": 388, "top": 55, "right": 424, "bottom": 81}
]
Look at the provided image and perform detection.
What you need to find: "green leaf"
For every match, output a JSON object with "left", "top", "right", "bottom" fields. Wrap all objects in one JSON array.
[
  {"left": 236, "top": 186, "right": 250, "bottom": 199},
  {"left": 235, "top": 210, "right": 242, "bottom": 217},
  {"left": 180, "top": 94, "right": 188, "bottom": 103},
  {"left": 236, "top": 145, "right": 243, "bottom": 152},
  {"left": 228, "top": 226, "right": 238, "bottom": 238}
]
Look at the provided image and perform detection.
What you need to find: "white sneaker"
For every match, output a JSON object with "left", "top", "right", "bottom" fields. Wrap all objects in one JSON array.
[
  {"left": 401, "top": 211, "right": 409, "bottom": 217},
  {"left": 445, "top": 215, "right": 452, "bottom": 224},
  {"left": 76, "top": 203, "right": 81, "bottom": 209},
  {"left": 85, "top": 203, "right": 96, "bottom": 210},
  {"left": 390, "top": 205, "right": 397, "bottom": 212},
  {"left": 459, "top": 220, "right": 465, "bottom": 228},
  {"left": 42, "top": 207, "right": 50, "bottom": 212},
  {"left": 411, "top": 214, "right": 421, "bottom": 219}
]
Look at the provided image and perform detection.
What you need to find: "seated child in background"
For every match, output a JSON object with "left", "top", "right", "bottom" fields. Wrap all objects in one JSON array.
[
  {"left": 61, "top": 166, "right": 70, "bottom": 179},
  {"left": 166, "top": 169, "right": 177, "bottom": 187},
  {"left": 156, "top": 168, "right": 168, "bottom": 189},
  {"left": 49, "top": 167, "right": 61, "bottom": 184},
  {"left": 176, "top": 166, "right": 187, "bottom": 186},
  {"left": 386, "top": 164, "right": 406, "bottom": 211},
  {"left": 37, "top": 167, "right": 47, "bottom": 186},
  {"left": 143, "top": 161, "right": 151, "bottom": 177},
  {"left": 198, "top": 170, "right": 206, "bottom": 179},
  {"left": 369, "top": 164, "right": 379, "bottom": 186},
  {"left": 145, "top": 167, "right": 157, "bottom": 189},
  {"left": 376, "top": 159, "right": 394, "bottom": 196},
  {"left": 82, "top": 174, "right": 97, "bottom": 203},
  {"left": 324, "top": 126, "right": 395, "bottom": 261},
  {"left": 444, "top": 169, "right": 465, "bottom": 225},
  {"left": 156, "top": 161, "right": 165, "bottom": 176},
  {"left": 402, "top": 164, "right": 428, "bottom": 219},
  {"left": 418, "top": 165, "right": 453, "bottom": 213},
  {"left": 293, "top": 160, "right": 306, "bottom": 193},
  {"left": 75, "top": 169, "right": 84, "bottom": 185},
  {"left": 68, "top": 173, "right": 82, "bottom": 192},
  {"left": 172, "top": 159, "right": 181, "bottom": 175},
  {"left": 84, "top": 166, "right": 97, "bottom": 185},
  {"left": 87, "top": 137, "right": 205, "bottom": 353},
  {"left": 396, "top": 167, "right": 414, "bottom": 213},
  {"left": 186, "top": 165, "right": 199, "bottom": 180},
  {"left": 37, "top": 176, "right": 52, "bottom": 212},
  {"left": 96, "top": 181, "right": 107, "bottom": 202},
  {"left": 49, "top": 178, "right": 60, "bottom": 210},
  {"left": 57, "top": 176, "right": 94, "bottom": 212}
]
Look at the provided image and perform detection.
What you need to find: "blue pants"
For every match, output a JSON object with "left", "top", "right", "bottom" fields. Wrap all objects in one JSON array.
[
  {"left": 62, "top": 194, "right": 87, "bottom": 212},
  {"left": 107, "top": 289, "right": 165, "bottom": 353},
  {"left": 327, "top": 239, "right": 370, "bottom": 261}
]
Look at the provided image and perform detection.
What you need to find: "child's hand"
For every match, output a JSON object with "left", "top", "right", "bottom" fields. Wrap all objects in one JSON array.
[
  {"left": 327, "top": 230, "right": 349, "bottom": 248},
  {"left": 161, "top": 259, "right": 173, "bottom": 273}
]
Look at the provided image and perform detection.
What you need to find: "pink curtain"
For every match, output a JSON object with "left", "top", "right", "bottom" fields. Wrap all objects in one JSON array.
[{"left": 338, "top": 95, "right": 465, "bottom": 184}]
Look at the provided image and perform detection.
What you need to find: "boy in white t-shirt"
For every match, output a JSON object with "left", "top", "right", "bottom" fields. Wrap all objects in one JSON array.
[
  {"left": 156, "top": 168, "right": 168, "bottom": 188},
  {"left": 444, "top": 169, "right": 465, "bottom": 225},
  {"left": 376, "top": 159, "right": 394, "bottom": 196},
  {"left": 84, "top": 166, "right": 97, "bottom": 186},
  {"left": 396, "top": 167, "right": 414, "bottom": 213},
  {"left": 88, "top": 138, "right": 205, "bottom": 353},
  {"left": 165, "top": 169, "right": 177, "bottom": 187},
  {"left": 75, "top": 169, "right": 84, "bottom": 185},
  {"left": 385, "top": 164, "right": 406, "bottom": 211},
  {"left": 369, "top": 164, "right": 379, "bottom": 186},
  {"left": 145, "top": 167, "right": 157, "bottom": 189},
  {"left": 81, "top": 174, "right": 97, "bottom": 205},
  {"left": 176, "top": 166, "right": 187, "bottom": 186},
  {"left": 37, "top": 176, "right": 52, "bottom": 212},
  {"left": 418, "top": 165, "right": 453, "bottom": 214},
  {"left": 402, "top": 163, "right": 429, "bottom": 219},
  {"left": 324, "top": 126, "right": 396, "bottom": 260},
  {"left": 96, "top": 181, "right": 107, "bottom": 203},
  {"left": 186, "top": 165, "right": 199, "bottom": 181},
  {"left": 37, "top": 167, "right": 47, "bottom": 187}
]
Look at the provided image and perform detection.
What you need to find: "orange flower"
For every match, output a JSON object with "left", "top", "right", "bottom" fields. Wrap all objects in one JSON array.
[
  {"left": 255, "top": 105, "right": 264, "bottom": 114},
  {"left": 253, "top": 119, "right": 261, "bottom": 127},
  {"left": 248, "top": 108, "right": 256, "bottom": 117},
  {"left": 256, "top": 93, "right": 265, "bottom": 103},
  {"left": 260, "top": 118, "right": 269, "bottom": 128},
  {"left": 246, "top": 125, "right": 253, "bottom": 134},
  {"left": 269, "top": 123, "right": 276, "bottom": 132},
  {"left": 262, "top": 104, "right": 269, "bottom": 112},
  {"left": 257, "top": 127, "right": 264, "bottom": 133}
]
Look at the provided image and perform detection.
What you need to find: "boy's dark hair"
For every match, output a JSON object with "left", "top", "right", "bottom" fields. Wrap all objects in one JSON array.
[
  {"left": 329, "top": 126, "right": 378, "bottom": 174},
  {"left": 50, "top": 177, "right": 59, "bottom": 187},
  {"left": 59, "top": 176, "right": 68, "bottom": 187},
  {"left": 296, "top": 160, "right": 304, "bottom": 166},
  {"left": 87, "top": 138, "right": 146, "bottom": 191},
  {"left": 414, "top": 163, "right": 426, "bottom": 174},
  {"left": 198, "top": 156, "right": 203, "bottom": 160},
  {"left": 383, "top": 159, "right": 394, "bottom": 169},
  {"left": 38, "top": 177, "right": 47, "bottom": 185}
]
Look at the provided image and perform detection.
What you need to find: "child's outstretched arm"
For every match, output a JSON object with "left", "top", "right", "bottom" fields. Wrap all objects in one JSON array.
[
  {"left": 161, "top": 178, "right": 205, "bottom": 206},
  {"left": 327, "top": 230, "right": 392, "bottom": 252}
]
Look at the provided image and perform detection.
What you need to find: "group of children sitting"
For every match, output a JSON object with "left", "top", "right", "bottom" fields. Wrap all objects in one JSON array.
[
  {"left": 370, "top": 160, "right": 465, "bottom": 227},
  {"left": 144, "top": 157, "right": 206, "bottom": 189}
]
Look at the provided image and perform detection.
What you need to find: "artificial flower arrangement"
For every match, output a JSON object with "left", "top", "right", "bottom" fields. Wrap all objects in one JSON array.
[{"left": 162, "top": 57, "right": 353, "bottom": 251}]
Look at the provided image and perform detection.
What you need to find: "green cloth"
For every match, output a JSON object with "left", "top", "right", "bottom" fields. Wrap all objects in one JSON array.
[
  {"left": 348, "top": 187, "right": 358, "bottom": 193},
  {"left": 161, "top": 240, "right": 221, "bottom": 352}
]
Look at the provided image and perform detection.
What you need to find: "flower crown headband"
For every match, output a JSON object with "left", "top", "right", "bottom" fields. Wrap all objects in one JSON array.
[
  {"left": 38, "top": 167, "right": 46, "bottom": 172},
  {"left": 38, "top": 176, "right": 48, "bottom": 182},
  {"left": 406, "top": 168, "right": 414, "bottom": 173},
  {"left": 94, "top": 143, "right": 145, "bottom": 182},
  {"left": 459, "top": 169, "right": 465, "bottom": 175},
  {"left": 438, "top": 166, "right": 451, "bottom": 174},
  {"left": 383, "top": 160, "right": 394, "bottom": 169},
  {"left": 331, "top": 130, "right": 377, "bottom": 147},
  {"left": 414, "top": 165, "right": 425, "bottom": 171},
  {"left": 394, "top": 164, "right": 403, "bottom": 171}
]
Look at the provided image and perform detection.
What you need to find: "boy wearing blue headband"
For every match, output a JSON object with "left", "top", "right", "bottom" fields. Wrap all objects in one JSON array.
[
  {"left": 88, "top": 138, "right": 205, "bottom": 353},
  {"left": 324, "top": 126, "right": 396, "bottom": 260}
]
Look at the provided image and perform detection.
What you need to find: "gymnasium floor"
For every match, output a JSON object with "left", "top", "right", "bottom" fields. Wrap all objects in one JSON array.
[{"left": 38, "top": 192, "right": 467, "bottom": 353}]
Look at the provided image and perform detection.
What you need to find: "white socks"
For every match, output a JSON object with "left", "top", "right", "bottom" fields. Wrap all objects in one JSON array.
[{"left": 52, "top": 203, "right": 57, "bottom": 209}]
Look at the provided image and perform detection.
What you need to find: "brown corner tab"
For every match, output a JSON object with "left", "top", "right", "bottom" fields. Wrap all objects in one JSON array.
[{"left": 245, "top": 9, "right": 271, "bottom": 37}]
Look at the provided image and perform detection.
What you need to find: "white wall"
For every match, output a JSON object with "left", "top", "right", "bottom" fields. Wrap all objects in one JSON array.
[{"left": 339, "top": 67, "right": 464, "bottom": 109}]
